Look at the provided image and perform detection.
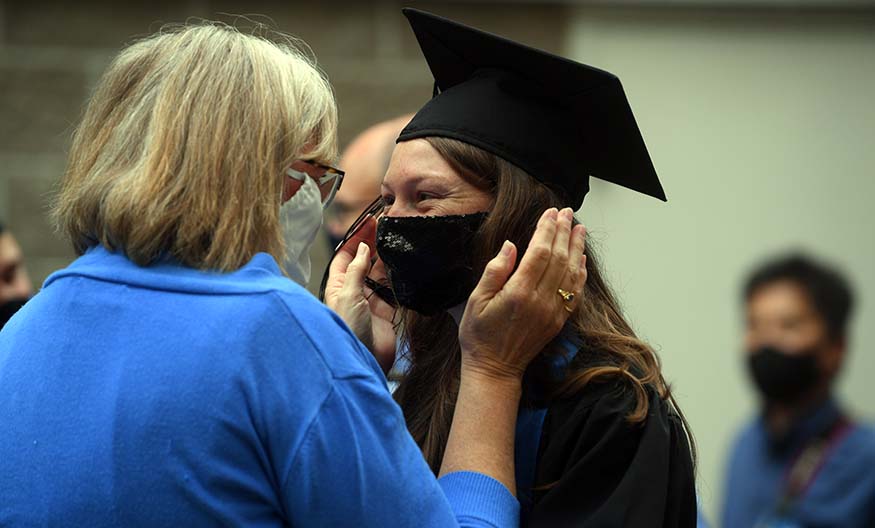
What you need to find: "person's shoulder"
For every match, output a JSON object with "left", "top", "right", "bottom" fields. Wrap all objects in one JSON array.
[
  {"left": 543, "top": 373, "right": 654, "bottom": 447},
  {"left": 844, "top": 420, "right": 875, "bottom": 459},
  {"left": 817, "top": 418, "right": 875, "bottom": 490},
  {"left": 547, "top": 367, "right": 656, "bottom": 420},
  {"left": 726, "top": 412, "right": 762, "bottom": 450},
  {"left": 264, "top": 284, "right": 383, "bottom": 382}
]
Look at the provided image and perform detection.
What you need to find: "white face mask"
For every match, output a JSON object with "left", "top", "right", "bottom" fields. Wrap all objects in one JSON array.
[{"left": 280, "top": 174, "right": 323, "bottom": 286}]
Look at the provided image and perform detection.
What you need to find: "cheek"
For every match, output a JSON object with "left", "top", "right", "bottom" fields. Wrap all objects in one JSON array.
[
  {"left": 743, "top": 330, "right": 758, "bottom": 353},
  {"left": 383, "top": 202, "right": 419, "bottom": 218},
  {"left": 743, "top": 317, "right": 791, "bottom": 351},
  {"left": 473, "top": 192, "right": 495, "bottom": 212},
  {"left": 793, "top": 320, "right": 827, "bottom": 350}
]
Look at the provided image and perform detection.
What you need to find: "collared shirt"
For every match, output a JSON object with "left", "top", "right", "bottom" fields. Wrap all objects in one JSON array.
[
  {"left": 722, "top": 398, "right": 875, "bottom": 527},
  {"left": 0, "top": 246, "right": 518, "bottom": 527}
]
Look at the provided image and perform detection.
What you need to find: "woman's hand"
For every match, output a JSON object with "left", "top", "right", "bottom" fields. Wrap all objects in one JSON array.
[
  {"left": 458, "top": 207, "right": 587, "bottom": 383},
  {"left": 324, "top": 217, "right": 398, "bottom": 373},
  {"left": 442, "top": 207, "right": 586, "bottom": 490}
]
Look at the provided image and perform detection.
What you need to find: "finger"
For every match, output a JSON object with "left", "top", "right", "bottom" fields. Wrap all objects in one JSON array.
[
  {"left": 574, "top": 254, "right": 588, "bottom": 298},
  {"left": 563, "top": 224, "right": 587, "bottom": 285},
  {"left": 367, "top": 288, "right": 396, "bottom": 321},
  {"left": 340, "top": 242, "right": 371, "bottom": 299},
  {"left": 327, "top": 247, "right": 354, "bottom": 292},
  {"left": 554, "top": 226, "right": 587, "bottom": 312},
  {"left": 507, "top": 208, "right": 558, "bottom": 289},
  {"left": 580, "top": 225, "right": 587, "bottom": 256},
  {"left": 538, "top": 208, "right": 574, "bottom": 292},
  {"left": 328, "top": 217, "right": 378, "bottom": 294},
  {"left": 470, "top": 240, "right": 517, "bottom": 302}
]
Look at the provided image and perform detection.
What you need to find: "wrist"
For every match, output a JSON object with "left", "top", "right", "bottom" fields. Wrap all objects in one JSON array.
[{"left": 459, "top": 359, "right": 524, "bottom": 398}]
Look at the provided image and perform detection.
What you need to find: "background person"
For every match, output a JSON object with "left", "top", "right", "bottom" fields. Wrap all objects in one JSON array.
[
  {"left": 722, "top": 253, "right": 875, "bottom": 527},
  {"left": 0, "top": 221, "right": 32, "bottom": 329}
]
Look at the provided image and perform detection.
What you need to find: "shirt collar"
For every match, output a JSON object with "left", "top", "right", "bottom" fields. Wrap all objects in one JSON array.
[
  {"left": 523, "top": 322, "right": 582, "bottom": 406},
  {"left": 44, "top": 244, "right": 287, "bottom": 295},
  {"left": 762, "top": 396, "right": 843, "bottom": 455}
]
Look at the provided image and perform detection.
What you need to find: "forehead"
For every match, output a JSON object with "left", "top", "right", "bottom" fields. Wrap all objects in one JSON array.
[
  {"left": 382, "top": 139, "right": 462, "bottom": 187},
  {"left": 748, "top": 280, "right": 816, "bottom": 317},
  {"left": 0, "top": 233, "right": 22, "bottom": 260},
  {"left": 300, "top": 140, "right": 335, "bottom": 166}
]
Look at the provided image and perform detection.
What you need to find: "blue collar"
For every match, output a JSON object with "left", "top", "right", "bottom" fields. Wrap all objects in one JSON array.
[
  {"left": 44, "top": 245, "right": 289, "bottom": 296},
  {"left": 523, "top": 323, "right": 582, "bottom": 407},
  {"left": 550, "top": 325, "right": 582, "bottom": 376}
]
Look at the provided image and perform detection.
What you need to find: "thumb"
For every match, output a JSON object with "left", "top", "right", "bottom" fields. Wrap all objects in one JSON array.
[
  {"left": 340, "top": 242, "right": 371, "bottom": 299},
  {"left": 328, "top": 244, "right": 354, "bottom": 286},
  {"left": 470, "top": 240, "right": 516, "bottom": 301},
  {"left": 330, "top": 216, "right": 378, "bottom": 279}
]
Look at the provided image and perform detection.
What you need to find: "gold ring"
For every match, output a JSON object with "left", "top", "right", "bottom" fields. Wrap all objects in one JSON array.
[
  {"left": 557, "top": 288, "right": 575, "bottom": 303},
  {"left": 563, "top": 304, "right": 574, "bottom": 313}
]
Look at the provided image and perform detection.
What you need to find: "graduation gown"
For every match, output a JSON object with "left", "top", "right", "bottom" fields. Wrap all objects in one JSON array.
[{"left": 525, "top": 368, "right": 697, "bottom": 526}]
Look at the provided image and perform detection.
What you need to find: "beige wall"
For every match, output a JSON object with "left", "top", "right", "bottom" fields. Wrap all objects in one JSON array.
[{"left": 566, "top": 6, "right": 875, "bottom": 521}]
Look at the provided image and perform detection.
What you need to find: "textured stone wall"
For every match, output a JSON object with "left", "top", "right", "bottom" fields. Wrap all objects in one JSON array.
[{"left": 0, "top": 0, "right": 569, "bottom": 288}]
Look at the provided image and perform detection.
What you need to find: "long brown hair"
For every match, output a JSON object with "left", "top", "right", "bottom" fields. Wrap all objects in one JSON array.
[{"left": 392, "top": 137, "right": 696, "bottom": 474}]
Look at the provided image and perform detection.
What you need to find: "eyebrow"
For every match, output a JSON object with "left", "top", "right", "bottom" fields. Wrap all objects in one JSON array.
[
  {"left": 382, "top": 172, "right": 451, "bottom": 192},
  {"left": 300, "top": 158, "right": 335, "bottom": 168}
]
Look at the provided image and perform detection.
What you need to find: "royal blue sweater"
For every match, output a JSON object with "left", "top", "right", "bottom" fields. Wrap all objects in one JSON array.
[{"left": 0, "top": 246, "right": 517, "bottom": 527}]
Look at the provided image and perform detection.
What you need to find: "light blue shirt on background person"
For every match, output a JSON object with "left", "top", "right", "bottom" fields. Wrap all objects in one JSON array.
[
  {"left": 0, "top": 246, "right": 517, "bottom": 527},
  {"left": 722, "top": 398, "right": 875, "bottom": 528}
]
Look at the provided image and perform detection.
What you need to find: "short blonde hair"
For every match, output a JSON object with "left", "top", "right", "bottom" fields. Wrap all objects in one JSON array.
[{"left": 53, "top": 22, "right": 338, "bottom": 271}]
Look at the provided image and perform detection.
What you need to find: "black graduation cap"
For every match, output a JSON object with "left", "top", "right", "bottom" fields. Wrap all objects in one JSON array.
[{"left": 397, "top": 8, "right": 666, "bottom": 207}]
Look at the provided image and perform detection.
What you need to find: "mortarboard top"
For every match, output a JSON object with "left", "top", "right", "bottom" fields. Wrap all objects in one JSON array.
[{"left": 397, "top": 7, "right": 666, "bottom": 208}]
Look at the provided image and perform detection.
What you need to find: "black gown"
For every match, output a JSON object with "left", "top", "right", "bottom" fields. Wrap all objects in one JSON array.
[{"left": 526, "top": 375, "right": 697, "bottom": 527}]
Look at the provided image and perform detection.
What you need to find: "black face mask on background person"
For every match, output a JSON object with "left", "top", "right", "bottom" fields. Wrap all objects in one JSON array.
[
  {"left": 0, "top": 297, "right": 28, "bottom": 330},
  {"left": 747, "top": 345, "right": 821, "bottom": 405},
  {"left": 376, "top": 212, "right": 488, "bottom": 316}
]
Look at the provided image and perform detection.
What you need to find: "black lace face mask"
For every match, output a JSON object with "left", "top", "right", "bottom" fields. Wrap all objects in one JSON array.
[{"left": 376, "top": 212, "right": 488, "bottom": 316}]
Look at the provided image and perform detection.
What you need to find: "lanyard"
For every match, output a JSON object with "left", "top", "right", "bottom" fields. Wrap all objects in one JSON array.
[{"left": 773, "top": 415, "right": 853, "bottom": 517}]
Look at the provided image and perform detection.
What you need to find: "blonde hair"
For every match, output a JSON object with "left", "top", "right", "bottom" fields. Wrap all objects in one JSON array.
[{"left": 53, "top": 22, "right": 338, "bottom": 271}]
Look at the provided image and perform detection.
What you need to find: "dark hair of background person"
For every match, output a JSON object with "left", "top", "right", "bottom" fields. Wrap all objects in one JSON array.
[
  {"left": 392, "top": 137, "right": 696, "bottom": 475},
  {"left": 743, "top": 254, "right": 854, "bottom": 342}
]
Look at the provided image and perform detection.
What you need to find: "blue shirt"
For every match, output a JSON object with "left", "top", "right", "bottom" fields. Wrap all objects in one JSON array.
[
  {"left": 0, "top": 246, "right": 518, "bottom": 527},
  {"left": 722, "top": 398, "right": 875, "bottom": 527}
]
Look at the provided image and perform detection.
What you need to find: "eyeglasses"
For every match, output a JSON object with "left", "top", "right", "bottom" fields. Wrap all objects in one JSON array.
[
  {"left": 286, "top": 160, "right": 345, "bottom": 208},
  {"left": 319, "top": 195, "right": 397, "bottom": 308}
]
